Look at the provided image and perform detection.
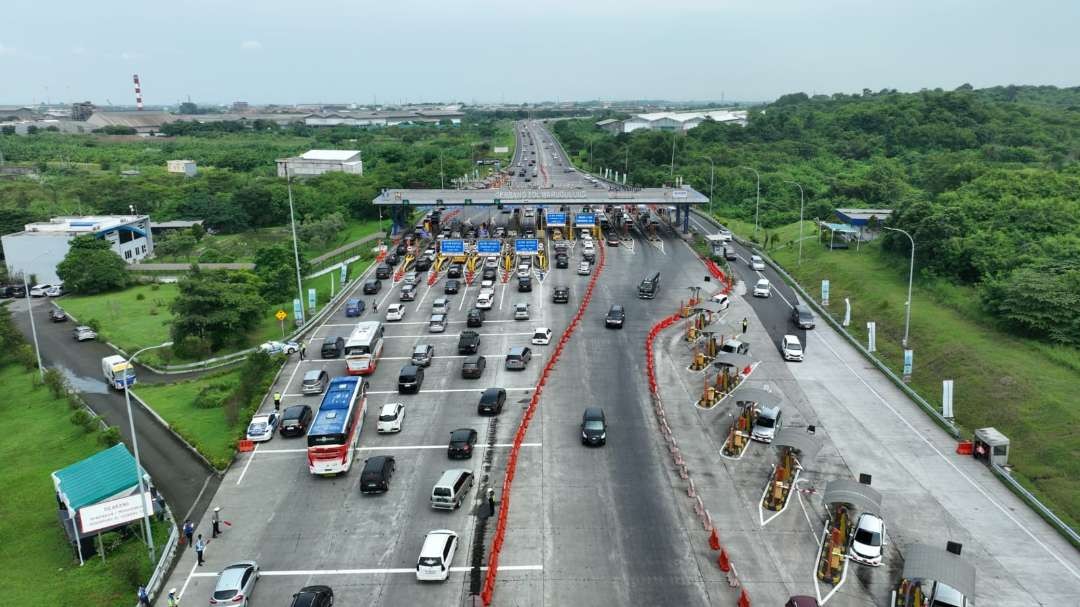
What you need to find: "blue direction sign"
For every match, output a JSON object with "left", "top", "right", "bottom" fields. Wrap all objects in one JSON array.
[
  {"left": 574, "top": 213, "right": 596, "bottom": 226},
  {"left": 515, "top": 239, "right": 539, "bottom": 255},
  {"left": 440, "top": 239, "right": 465, "bottom": 254},
  {"left": 477, "top": 239, "right": 502, "bottom": 255},
  {"left": 545, "top": 213, "right": 567, "bottom": 227}
]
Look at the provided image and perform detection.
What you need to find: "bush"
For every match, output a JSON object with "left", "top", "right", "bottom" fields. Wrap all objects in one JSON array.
[
  {"left": 135, "top": 292, "right": 146, "bottom": 301},
  {"left": 66, "top": 392, "right": 84, "bottom": 410},
  {"left": 194, "top": 383, "right": 231, "bottom": 409},
  {"left": 70, "top": 409, "right": 95, "bottom": 432},
  {"left": 112, "top": 550, "right": 145, "bottom": 588},
  {"left": 150, "top": 283, "right": 161, "bottom": 291},
  {"left": 85, "top": 317, "right": 102, "bottom": 333},
  {"left": 173, "top": 335, "right": 212, "bottom": 359},
  {"left": 42, "top": 367, "right": 69, "bottom": 399},
  {"left": 98, "top": 426, "right": 122, "bottom": 447},
  {"left": 14, "top": 344, "right": 37, "bottom": 370}
]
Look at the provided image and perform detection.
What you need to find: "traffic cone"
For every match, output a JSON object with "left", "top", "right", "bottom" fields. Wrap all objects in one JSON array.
[
  {"left": 717, "top": 549, "right": 731, "bottom": 572},
  {"left": 708, "top": 528, "right": 720, "bottom": 551},
  {"left": 738, "top": 589, "right": 750, "bottom": 607}
]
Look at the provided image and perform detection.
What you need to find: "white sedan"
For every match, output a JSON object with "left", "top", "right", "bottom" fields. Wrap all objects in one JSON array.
[
  {"left": 752, "top": 278, "right": 771, "bottom": 297},
  {"left": 259, "top": 340, "right": 300, "bottom": 355},
  {"left": 385, "top": 303, "right": 406, "bottom": 321},
  {"left": 750, "top": 255, "right": 765, "bottom": 271},
  {"left": 577, "top": 261, "right": 592, "bottom": 276},
  {"left": 711, "top": 293, "right": 730, "bottom": 310},
  {"left": 246, "top": 412, "right": 279, "bottom": 442},
  {"left": 531, "top": 327, "right": 553, "bottom": 345},
  {"left": 476, "top": 292, "right": 494, "bottom": 309},
  {"left": 377, "top": 403, "right": 405, "bottom": 433},
  {"left": 849, "top": 513, "right": 886, "bottom": 566}
]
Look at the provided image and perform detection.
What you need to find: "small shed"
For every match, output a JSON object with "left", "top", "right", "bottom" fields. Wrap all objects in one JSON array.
[{"left": 973, "top": 427, "right": 1010, "bottom": 467}]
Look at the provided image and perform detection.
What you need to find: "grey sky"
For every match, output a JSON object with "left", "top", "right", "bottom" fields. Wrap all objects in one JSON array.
[{"left": 2, "top": 0, "right": 1077, "bottom": 105}]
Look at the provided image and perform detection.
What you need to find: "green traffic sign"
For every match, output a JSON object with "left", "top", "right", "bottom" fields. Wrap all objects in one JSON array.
[
  {"left": 464, "top": 198, "right": 472, "bottom": 205},
  {"left": 494, "top": 198, "right": 501, "bottom": 204},
  {"left": 402, "top": 199, "right": 410, "bottom": 206}
]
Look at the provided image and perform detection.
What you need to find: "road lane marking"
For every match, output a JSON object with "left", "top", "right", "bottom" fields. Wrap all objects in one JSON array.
[
  {"left": 189, "top": 565, "right": 543, "bottom": 577},
  {"left": 235, "top": 441, "right": 260, "bottom": 485},
  {"left": 253, "top": 442, "right": 542, "bottom": 454},
  {"left": 381, "top": 331, "right": 533, "bottom": 338},
  {"left": 368, "top": 387, "right": 534, "bottom": 395}
]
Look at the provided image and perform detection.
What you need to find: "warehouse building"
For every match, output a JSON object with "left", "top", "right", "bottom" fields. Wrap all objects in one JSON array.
[
  {"left": 2, "top": 215, "right": 153, "bottom": 284},
  {"left": 602, "top": 109, "right": 748, "bottom": 134},
  {"left": 85, "top": 111, "right": 172, "bottom": 134},
  {"left": 277, "top": 150, "right": 363, "bottom": 177}
]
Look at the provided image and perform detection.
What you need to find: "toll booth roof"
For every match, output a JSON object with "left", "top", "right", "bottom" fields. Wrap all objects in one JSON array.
[
  {"left": 51, "top": 444, "right": 144, "bottom": 511},
  {"left": 974, "top": 427, "right": 1009, "bottom": 447},
  {"left": 823, "top": 479, "right": 883, "bottom": 513},
  {"left": 901, "top": 544, "right": 976, "bottom": 599},
  {"left": 729, "top": 386, "right": 781, "bottom": 408},
  {"left": 772, "top": 428, "right": 823, "bottom": 462},
  {"left": 713, "top": 352, "right": 752, "bottom": 369}
]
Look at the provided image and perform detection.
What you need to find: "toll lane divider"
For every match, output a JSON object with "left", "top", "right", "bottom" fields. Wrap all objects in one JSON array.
[
  {"left": 645, "top": 311, "right": 751, "bottom": 603},
  {"left": 480, "top": 232, "right": 608, "bottom": 606}
]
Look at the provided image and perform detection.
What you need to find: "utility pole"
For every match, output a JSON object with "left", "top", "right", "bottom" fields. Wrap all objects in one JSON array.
[
  {"left": 884, "top": 227, "right": 916, "bottom": 348},
  {"left": 284, "top": 166, "right": 306, "bottom": 325},
  {"left": 784, "top": 180, "right": 805, "bottom": 265}
]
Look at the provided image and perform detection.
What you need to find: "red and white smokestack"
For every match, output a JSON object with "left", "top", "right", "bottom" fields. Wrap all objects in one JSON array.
[{"left": 133, "top": 74, "right": 143, "bottom": 111}]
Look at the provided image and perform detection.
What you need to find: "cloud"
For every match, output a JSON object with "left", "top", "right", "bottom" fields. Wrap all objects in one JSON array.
[
  {"left": 120, "top": 51, "right": 143, "bottom": 61},
  {"left": 0, "top": 42, "right": 15, "bottom": 56},
  {"left": 241, "top": 40, "right": 262, "bottom": 51},
  {"left": 72, "top": 46, "right": 86, "bottom": 56}
]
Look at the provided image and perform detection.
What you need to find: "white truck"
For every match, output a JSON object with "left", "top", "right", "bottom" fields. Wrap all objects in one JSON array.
[{"left": 102, "top": 355, "right": 136, "bottom": 390}]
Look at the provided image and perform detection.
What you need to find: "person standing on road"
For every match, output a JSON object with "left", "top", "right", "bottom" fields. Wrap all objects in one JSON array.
[
  {"left": 273, "top": 392, "right": 282, "bottom": 412},
  {"left": 167, "top": 588, "right": 179, "bottom": 607},
  {"left": 299, "top": 342, "right": 306, "bottom": 361},
  {"left": 741, "top": 317, "right": 748, "bottom": 334},
  {"left": 211, "top": 507, "right": 221, "bottom": 538},
  {"left": 194, "top": 534, "right": 206, "bottom": 566},
  {"left": 155, "top": 491, "right": 166, "bottom": 522},
  {"left": 372, "top": 299, "right": 378, "bottom": 313},
  {"left": 182, "top": 519, "right": 194, "bottom": 546},
  {"left": 486, "top": 487, "right": 496, "bottom": 516}
]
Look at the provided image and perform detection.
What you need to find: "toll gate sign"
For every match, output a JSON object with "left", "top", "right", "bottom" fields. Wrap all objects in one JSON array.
[
  {"left": 515, "top": 239, "right": 539, "bottom": 255},
  {"left": 440, "top": 239, "right": 464, "bottom": 254},
  {"left": 477, "top": 239, "right": 502, "bottom": 255},
  {"left": 546, "top": 213, "right": 567, "bottom": 227},
  {"left": 574, "top": 213, "right": 596, "bottom": 226}
]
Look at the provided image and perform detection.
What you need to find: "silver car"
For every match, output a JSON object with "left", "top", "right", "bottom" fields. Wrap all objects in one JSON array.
[
  {"left": 428, "top": 314, "right": 447, "bottom": 333},
  {"left": 212, "top": 560, "right": 259, "bottom": 606},
  {"left": 751, "top": 406, "right": 782, "bottom": 443}
]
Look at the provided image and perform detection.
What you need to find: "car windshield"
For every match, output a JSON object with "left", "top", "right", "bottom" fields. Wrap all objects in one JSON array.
[
  {"left": 213, "top": 589, "right": 239, "bottom": 600},
  {"left": 756, "top": 416, "right": 775, "bottom": 428},
  {"left": 855, "top": 527, "right": 881, "bottom": 546},
  {"left": 419, "top": 557, "right": 441, "bottom": 567},
  {"left": 248, "top": 422, "right": 266, "bottom": 433},
  {"left": 583, "top": 420, "right": 604, "bottom": 431},
  {"left": 379, "top": 411, "right": 399, "bottom": 422}
]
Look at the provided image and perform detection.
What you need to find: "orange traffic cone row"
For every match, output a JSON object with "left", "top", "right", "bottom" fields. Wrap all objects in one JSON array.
[{"left": 717, "top": 549, "right": 731, "bottom": 572}]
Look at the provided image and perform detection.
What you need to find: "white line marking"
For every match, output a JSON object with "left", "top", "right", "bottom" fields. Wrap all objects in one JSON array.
[
  {"left": 381, "top": 331, "right": 533, "bottom": 339},
  {"left": 235, "top": 441, "right": 260, "bottom": 485},
  {"left": 325, "top": 319, "right": 518, "bottom": 327},
  {"left": 189, "top": 565, "right": 543, "bottom": 578},
  {"left": 252, "top": 442, "right": 543, "bottom": 454},
  {"left": 367, "top": 387, "right": 534, "bottom": 395}
]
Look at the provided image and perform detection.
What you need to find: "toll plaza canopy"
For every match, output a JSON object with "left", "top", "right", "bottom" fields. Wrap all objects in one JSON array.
[
  {"left": 823, "top": 479, "right": 883, "bottom": 514},
  {"left": 901, "top": 544, "right": 977, "bottom": 600},
  {"left": 772, "top": 428, "right": 823, "bottom": 462},
  {"left": 730, "top": 386, "right": 782, "bottom": 409},
  {"left": 713, "top": 352, "right": 753, "bottom": 370},
  {"left": 372, "top": 186, "right": 709, "bottom": 207}
]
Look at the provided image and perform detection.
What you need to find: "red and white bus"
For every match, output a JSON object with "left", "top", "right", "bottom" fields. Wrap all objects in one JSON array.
[
  {"left": 306, "top": 376, "right": 368, "bottom": 475},
  {"left": 344, "top": 321, "right": 385, "bottom": 375}
]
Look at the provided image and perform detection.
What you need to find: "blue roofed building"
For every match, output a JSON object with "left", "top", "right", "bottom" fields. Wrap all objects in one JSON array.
[{"left": 1, "top": 214, "right": 153, "bottom": 283}]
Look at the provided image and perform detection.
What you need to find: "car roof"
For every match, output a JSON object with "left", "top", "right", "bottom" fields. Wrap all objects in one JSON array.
[
  {"left": 217, "top": 561, "right": 256, "bottom": 587},
  {"left": 413, "top": 343, "right": 432, "bottom": 351},
  {"left": 856, "top": 512, "right": 884, "bottom": 531},
  {"left": 450, "top": 428, "right": 475, "bottom": 439},
  {"left": 534, "top": 327, "right": 550, "bottom": 333},
  {"left": 283, "top": 404, "right": 309, "bottom": 417},
  {"left": 251, "top": 414, "right": 272, "bottom": 423},
  {"left": 758, "top": 405, "right": 781, "bottom": 418},
  {"left": 508, "top": 346, "right": 527, "bottom": 354},
  {"left": 610, "top": 305, "right": 624, "bottom": 311},
  {"left": 583, "top": 407, "right": 604, "bottom": 419},
  {"left": 303, "top": 369, "right": 324, "bottom": 380},
  {"left": 783, "top": 334, "right": 801, "bottom": 344},
  {"left": 756, "top": 278, "right": 770, "bottom": 284}
]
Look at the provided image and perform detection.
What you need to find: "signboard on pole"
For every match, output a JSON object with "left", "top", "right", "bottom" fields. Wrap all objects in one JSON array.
[
  {"left": 79, "top": 493, "right": 155, "bottom": 534},
  {"left": 903, "top": 349, "right": 914, "bottom": 379},
  {"left": 514, "top": 239, "right": 539, "bottom": 255},
  {"left": 867, "top": 321, "right": 876, "bottom": 352},
  {"left": 308, "top": 288, "right": 316, "bottom": 314},
  {"left": 942, "top": 380, "right": 954, "bottom": 419},
  {"left": 672, "top": 189, "right": 688, "bottom": 199},
  {"left": 293, "top": 298, "right": 304, "bottom": 326},
  {"left": 821, "top": 279, "right": 830, "bottom": 306},
  {"left": 440, "top": 239, "right": 465, "bottom": 255},
  {"left": 574, "top": 213, "right": 596, "bottom": 227},
  {"left": 340, "top": 265, "right": 347, "bottom": 287},
  {"left": 545, "top": 213, "right": 567, "bottom": 227},
  {"left": 477, "top": 239, "right": 502, "bottom": 255}
]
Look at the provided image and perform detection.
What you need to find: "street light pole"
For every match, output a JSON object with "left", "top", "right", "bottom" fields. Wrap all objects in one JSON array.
[
  {"left": 669, "top": 133, "right": 677, "bottom": 180},
  {"left": 783, "top": 180, "right": 805, "bottom": 265},
  {"left": 884, "top": 227, "right": 916, "bottom": 348},
  {"left": 739, "top": 166, "right": 761, "bottom": 238},
  {"left": 123, "top": 340, "right": 173, "bottom": 564},
  {"left": 284, "top": 166, "right": 306, "bottom": 325},
  {"left": 703, "top": 157, "right": 715, "bottom": 215},
  {"left": 22, "top": 272, "right": 45, "bottom": 380}
]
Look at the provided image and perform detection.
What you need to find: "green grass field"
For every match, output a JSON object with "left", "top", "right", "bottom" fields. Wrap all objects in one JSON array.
[
  {"left": 61, "top": 283, "right": 176, "bottom": 352},
  {"left": 133, "top": 369, "right": 244, "bottom": 468},
  {"left": 0, "top": 364, "right": 166, "bottom": 606},
  {"left": 713, "top": 213, "right": 1080, "bottom": 528},
  {"left": 152, "top": 218, "right": 384, "bottom": 264}
]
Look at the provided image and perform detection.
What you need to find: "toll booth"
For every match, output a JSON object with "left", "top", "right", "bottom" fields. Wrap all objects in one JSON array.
[
  {"left": 972, "top": 427, "right": 1010, "bottom": 466},
  {"left": 704, "top": 234, "right": 727, "bottom": 258},
  {"left": 895, "top": 543, "right": 976, "bottom": 607}
]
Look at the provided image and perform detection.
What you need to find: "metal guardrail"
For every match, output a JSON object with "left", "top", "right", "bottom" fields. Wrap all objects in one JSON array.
[
  {"left": 142, "top": 524, "right": 179, "bottom": 605},
  {"left": 991, "top": 463, "right": 1080, "bottom": 548}
]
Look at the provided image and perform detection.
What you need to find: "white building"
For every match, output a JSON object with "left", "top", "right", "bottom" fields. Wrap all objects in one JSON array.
[
  {"left": 2, "top": 215, "right": 153, "bottom": 284},
  {"left": 277, "top": 150, "right": 364, "bottom": 178},
  {"left": 615, "top": 109, "right": 749, "bottom": 134},
  {"left": 166, "top": 159, "right": 197, "bottom": 177}
]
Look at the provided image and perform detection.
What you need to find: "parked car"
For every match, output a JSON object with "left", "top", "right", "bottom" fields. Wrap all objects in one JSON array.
[
  {"left": 461, "top": 355, "right": 487, "bottom": 379},
  {"left": 279, "top": 405, "right": 313, "bottom": 437},
  {"left": 45, "top": 284, "right": 64, "bottom": 297},
  {"left": 0, "top": 285, "right": 26, "bottom": 298},
  {"left": 416, "top": 529, "right": 459, "bottom": 582},
  {"left": 848, "top": 513, "right": 887, "bottom": 566},
  {"left": 581, "top": 407, "right": 607, "bottom": 446},
  {"left": 345, "top": 298, "right": 365, "bottom": 317},
  {"left": 753, "top": 278, "right": 771, "bottom": 297},
  {"left": 513, "top": 302, "right": 530, "bottom": 320},
  {"left": 29, "top": 284, "right": 52, "bottom": 297},
  {"left": 411, "top": 343, "right": 435, "bottom": 367},
  {"left": 467, "top": 308, "right": 485, "bottom": 327},
  {"left": 49, "top": 308, "right": 68, "bottom": 322},
  {"left": 447, "top": 428, "right": 478, "bottom": 459},
  {"left": 259, "top": 340, "right": 300, "bottom": 355},
  {"left": 72, "top": 325, "right": 98, "bottom": 342},
  {"left": 212, "top": 561, "right": 260, "bottom": 606},
  {"left": 377, "top": 403, "right": 405, "bottom": 433},
  {"left": 505, "top": 346, "right": 532, "bottom": 370},
  {"left": 444, "top": 278, "right": 460, "bottom": 294},
  {"left": 781, "top": 334, "right": 804, "bottom": 362},
  {"left": 385, "top": 303, "right": 406, "bottom": 321},
  {"left": 605, "top": 305, "right": 625, "bottom": 328},
  {"left": 478, "top": 387, "right": 506, "bottom": 415},
  {"left": 360, "top": 455, "right": 396, "bottom": 494},
  {"left": 531, "top": 327, "right": 552, "bottom": 345},
  {"left": 362, "top": 279, "right": 382, "bottom": 295},
  {"left": 289, "top": 585, "right": 334, "bottom": 607},
  {"left": 301, "top": 369, "right": 330, "bottom": 395},
  {"left": 246, "top": 412, "right": 280, "bottom": 443},
  {"left": 398, "top": 364, "right": 424, "bottom": 394}
]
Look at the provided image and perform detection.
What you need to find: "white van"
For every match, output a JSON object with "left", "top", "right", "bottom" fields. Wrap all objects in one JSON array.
[
  {"left": 430, "top": 469, "right": 474, "bottom": 510},
  {"left": 416, "top": 529, "right": 459, "bottom": 581}
]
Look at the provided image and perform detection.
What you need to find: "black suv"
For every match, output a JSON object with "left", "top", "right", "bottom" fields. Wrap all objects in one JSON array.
[
  {"left": 398, "top": 364, "right": 424, "bottom": 393},
  {"left": 414, "top": 256, "right": 433, "bottom": 272},
  {"left": 581, "top": 407, "right": 607, "bottom": 446},
  {"left": 518, "top": 275, "right": 532, "bottom": 292},
  {"left": 279, "top": 405, "right": 313, "bottom": 438},
  {"left": 461, "top": 355, "right": 486, "bottom": 379},
  {"left": 478, "top": 387, "right": 506, "bottom": 415},
  {"left": 552, "top": 286, "right": 569, "bottom": 304},
  {"left": 444, "top": 278, "right": 460, "bottom": 294},
  {"left": 363, "top": 279, "right": 382, "bottom": 295},
  {"left": 321, "top": 336, "right": 345, "bottom": 358},
  {"left": 448, "top": 428, "right": 478, "bottom": 459},
  {"left": 289, "top": 585, "right": 334, "bottom": 607},
  {"left": 482, "top": 267, "right": 497, "bottom": 281},
  {"left": 555, "top": 254, "right": 569, "bottom": 269},
  {"left": 375, "top": 264, "right": 392, "bottom": 279},
  {"left": 447, "top": 264, "right": 464, "bottom": 279},
  {"left": 791, "top": 304, "right": 815, "bottom": 329},
  {"left": 605, "top": 305, "right": 625, "bottom": 329},
  {"left": 467, "top": 308, "right": 485, "bottom": 327},
  {"left": 360, "top": 455, "right": 396, "bottom": 494},
  {"left": 458, "top": 330, "right": 480, "bottom": 354}
]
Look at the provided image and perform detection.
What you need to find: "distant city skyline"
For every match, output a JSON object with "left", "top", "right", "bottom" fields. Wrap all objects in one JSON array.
[{"left": 2, "top": 0, "right": 1078, "bottom": 106}]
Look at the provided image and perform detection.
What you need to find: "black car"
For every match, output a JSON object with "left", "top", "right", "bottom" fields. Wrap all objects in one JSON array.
[
  {"left": 517, "top": 276, "right": 532, "bottom": 292},
  {"left": 385, "top": 251, "right": 400, "bottom": 266},
  {"left": 467, "top": 308, "right": 485, "bottom": 327},
  {"left": 0, "top": 285, "right": 26, "bottom": 298},
  {"left": 478, "top": 388, "right": 506, "bottom": 415},
  {"left": 447, "top": 264, "right": 464, "bottom": 279},
  {"left": 396, "top": 242, "right": 407, "bottom": 255},
  {"left": 448, "top": 428, "right": 478, "bottom": 459},
  {"left": 444, "top": 279, "right": 460, "bottom": 294},
  {"left": 482, "top": 267, "right": 497, "bottom": 281},
  {"left": 458, "top": 330, "right": 480, "bottom": 354},
  {"left": 320, "top": 336, "right": 345, "bottom": 358},
  {"left": 414, "top": 256, "right": 433, "bottom": 272},
  {"left": 555, "top": 254, "right": 569, "bottom": 269},
  {"left": 279, "top": 405, "right": 314, "bottom": 437},
  {"left": 375, "top": 264, "right": 392, "bottom": 279},
  {"left": 606, "top": 234, "right": 620, "bottom": 246},
  {"left": 398, "top": 364, "right": 424, "bottom": 393},
  {"left": 360, "top": 455, "right": 396, "bottom": 494},
  {"left": 581, "top": 407, "right": 607, "bottom": 446},
  {"left": 49, "top": 308, "right": 68, "bottom": 322},
  {"left": 552, "top": 286, "right": 569, "bottom": 304},
  {"left": 605, "top": 305, "right": 625, "bottom": 329},
  {"left": 290, "top": 585, "right": 334, "bottom": 607},
  {"left": 362, "top": 279, "right": 382, "bottom": 295},
  {"left": 461, "top": 355, "right": 487, "bottom": 379}
]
